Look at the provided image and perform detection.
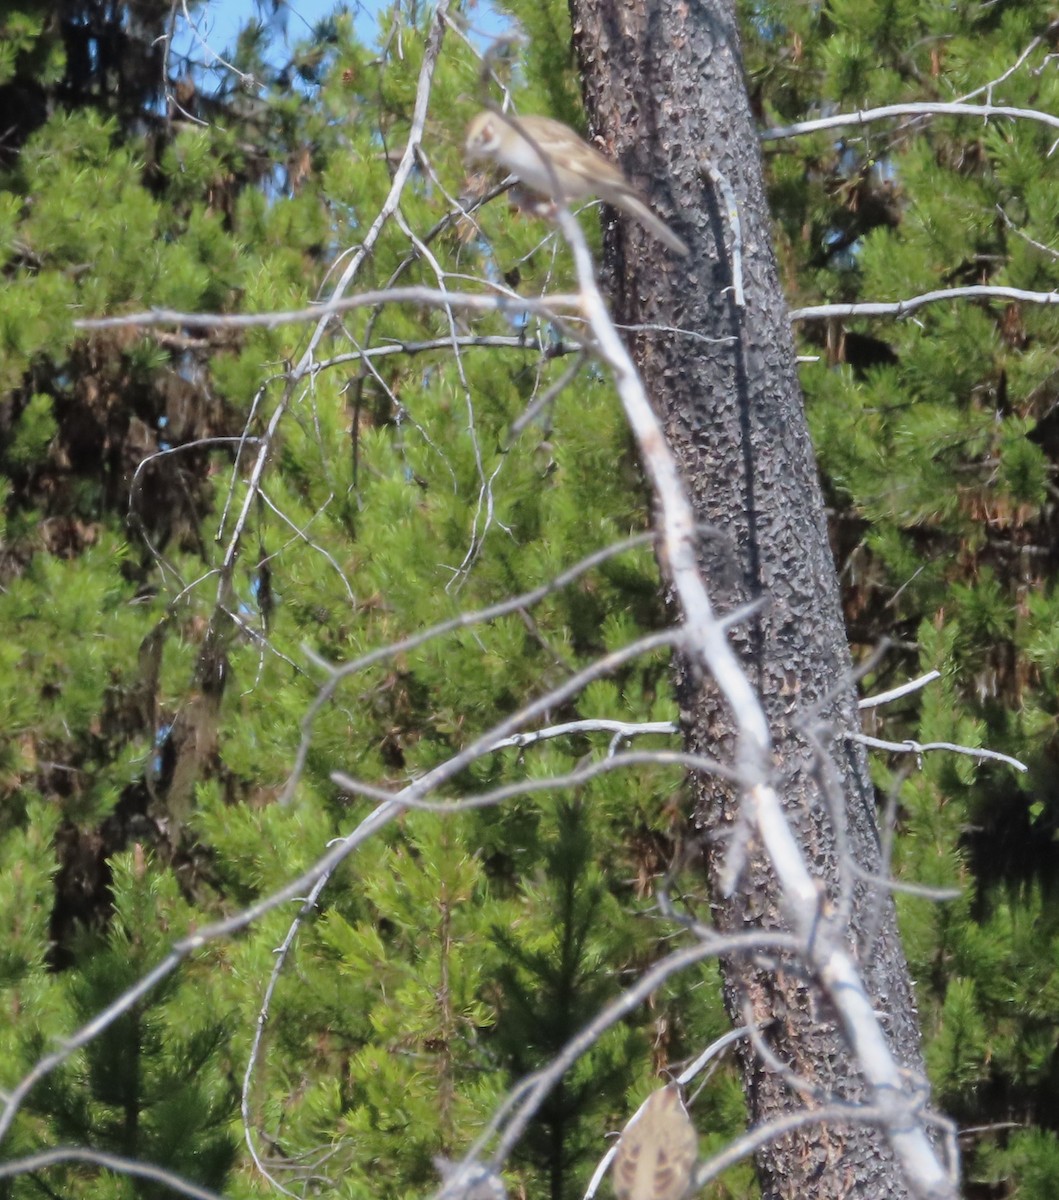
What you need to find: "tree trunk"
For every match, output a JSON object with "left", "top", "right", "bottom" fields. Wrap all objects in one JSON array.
[{"left": 568, "top": 1, "right": 928, "bottom": 1196}]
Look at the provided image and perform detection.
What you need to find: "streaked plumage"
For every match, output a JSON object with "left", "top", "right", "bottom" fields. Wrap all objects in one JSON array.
[
  {"left": 611, "top": 1084, "right": 698, "bottom": 1200},
  {"left": 464, "top": 111, "right": 689, "bottom": 256}
]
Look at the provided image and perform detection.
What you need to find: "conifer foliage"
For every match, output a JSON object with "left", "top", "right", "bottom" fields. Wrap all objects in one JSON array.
[{"left": 742, "top": 3, "right": 1059, "bottom": 1191}]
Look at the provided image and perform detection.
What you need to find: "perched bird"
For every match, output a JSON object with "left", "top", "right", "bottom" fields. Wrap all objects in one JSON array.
[
  {"left": 611, "top": 1084, "right": 698, "bottom": 1200},
  {"left": 464, "top": 110, "right": 689, "bottom": 256}
]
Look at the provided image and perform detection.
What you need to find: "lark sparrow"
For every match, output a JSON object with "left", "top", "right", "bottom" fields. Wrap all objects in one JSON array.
[
  {"left": 611, "top": 1084, "right": 698, "bottom": 1200},
  {"left": 464, "top": 111, "right": 689, "bottom": 256}
]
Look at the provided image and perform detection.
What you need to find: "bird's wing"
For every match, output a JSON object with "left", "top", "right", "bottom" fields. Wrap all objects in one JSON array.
[
  {"left": 514, "top": 116, "right": 629, "bottom": 191},
  {"left": 506, "top": 115, "right": 689, "bottom": 256}
]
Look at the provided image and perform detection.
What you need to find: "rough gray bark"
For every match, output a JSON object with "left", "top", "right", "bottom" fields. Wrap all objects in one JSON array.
[{"left": 567, "top": 1, "right": 928, "bottom": 1197}]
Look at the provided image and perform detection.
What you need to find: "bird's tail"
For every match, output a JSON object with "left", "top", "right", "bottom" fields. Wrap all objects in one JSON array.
[{"left": 617, "top": 193, "right": 690, "bottom": 257}]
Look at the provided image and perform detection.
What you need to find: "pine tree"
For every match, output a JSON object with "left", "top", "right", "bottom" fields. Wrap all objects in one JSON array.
[{"left": 740, "top": 1, "right": 1059, "bottom": 1190}]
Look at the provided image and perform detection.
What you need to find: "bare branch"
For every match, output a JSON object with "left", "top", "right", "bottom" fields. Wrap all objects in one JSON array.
[
  {"left": 692, "top": 1101, "right": 955, "bottom": 1193},
  {"left": 283, "top": 531, "right": 658, "bottom": 803},
  {"left": 859, "top": 671, "right": 942, "bottom": 709},
  {"left": 72, "top": 286, "right": 583, "bottom": 332},
  {"left": 761, "top": 99, "right": 1059, "bottom": 142},
  {"left": 855, "top": 733, "right": 1028, "bottom": 773},
  {"left": 790, "top": 285, "right": 1059, "bottom": 322},
  {"left": 485, "top": 931, "right": 802, "bottom": 1169},
  {"left": 0, "top": 1147, "right": 226, "bottom": 1200},
  {"left": 486, "top": 718, "right": 679, "bottom": 751},
  {"left": 333, "top": 748, "right": 743, "bottom": 813},
  {"left": 540, "top": 157, "right": 959, "bottom": 1200}
]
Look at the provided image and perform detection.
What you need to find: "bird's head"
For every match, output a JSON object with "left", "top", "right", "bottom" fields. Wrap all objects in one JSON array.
[{"left": 464, "top": 111, "right": 504, "bottom": 161}]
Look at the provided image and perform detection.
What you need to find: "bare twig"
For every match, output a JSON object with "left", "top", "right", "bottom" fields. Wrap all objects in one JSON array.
[
  {"left": 855, "top": 733, "right": 1027, "bottom": 773},
  {"left": 761, "top": 99, "right": 1059, "bottom": 143},
  {"left": 790, "top": 285, "right": 1059, "bottom": 322},
  {"left": 539, "top": 148, "right": 957, "bottom": 1199},
  {"left": 0, "top": 1147, "right": 226, "bottom": 1200},
  {"left": 72, "top": 286, "right": 582, "bottom": 332},
  {"left": 859, "top": 671, "right": 942, "bottom": 709}
]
